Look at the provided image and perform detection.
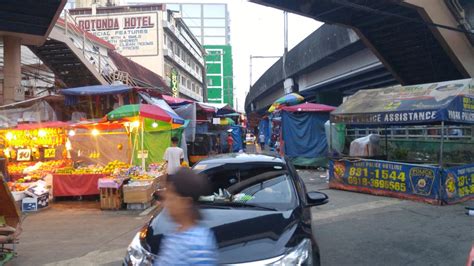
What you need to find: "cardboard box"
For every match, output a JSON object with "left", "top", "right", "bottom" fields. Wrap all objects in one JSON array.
[
  {"left": 22, "top": 197, "right": 37, "bottom": 212},
  {"left": 123, "top": 183, "right": 154, "bottom": 204}
]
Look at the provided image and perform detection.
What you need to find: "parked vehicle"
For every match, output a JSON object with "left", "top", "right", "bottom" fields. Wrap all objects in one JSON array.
[
  {"left": 124, "top": 153, "right": 328, "bottom": 265},
  {"left": 245, "top": 133, "right": 256, "bottom": 144}
]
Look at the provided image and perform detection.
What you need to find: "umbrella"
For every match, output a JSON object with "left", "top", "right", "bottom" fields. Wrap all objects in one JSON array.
[
  {"left": 107, "top": 104, "right": 184, "bottom": 124},
  {"left": 268, "top": 93, "right": 305, "bottom": 112}
]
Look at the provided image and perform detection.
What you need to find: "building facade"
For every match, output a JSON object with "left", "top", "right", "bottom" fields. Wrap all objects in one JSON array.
[
  {"left": 68, "top": 3, "right": 206, "bottom": 102},
  {"left": 163, "top": 3, "right": 234, "bottom": 107}
]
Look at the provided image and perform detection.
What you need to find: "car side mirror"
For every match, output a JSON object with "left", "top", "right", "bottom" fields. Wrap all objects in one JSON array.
[{"left": 306, "top": 191, "right": 328, "bottom": 206}]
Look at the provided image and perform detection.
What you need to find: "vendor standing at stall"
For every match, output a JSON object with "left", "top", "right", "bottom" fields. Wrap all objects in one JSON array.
[
  {"left": 163, "top": 137, "right": 184, "bottom": 175},
  {"left": 227, "top": 133, "right": 233, "bottom": 153}
]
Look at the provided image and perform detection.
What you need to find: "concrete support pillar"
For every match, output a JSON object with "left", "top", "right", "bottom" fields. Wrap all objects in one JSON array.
[{"left": 2, "top": 36, "right": 22, "bottom": 104}]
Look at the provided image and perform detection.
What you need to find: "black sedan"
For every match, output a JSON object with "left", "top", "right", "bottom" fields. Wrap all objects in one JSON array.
[{"left": 125, "top": 153, "right": 328, "bottom": 265}]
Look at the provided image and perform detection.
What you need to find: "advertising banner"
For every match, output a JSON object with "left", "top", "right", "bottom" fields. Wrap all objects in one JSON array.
[
  {"left": 442, "top": 164, "right": 474, "bottom": 203},
  {"left": 329, "top": 159, "right": 442, "bottom": 204},
  {"left": 330, "top": 78, "right": 474, "bottom": 125},
  {"left": 76, "top": 12, "right": 158, "bottom": 57}
]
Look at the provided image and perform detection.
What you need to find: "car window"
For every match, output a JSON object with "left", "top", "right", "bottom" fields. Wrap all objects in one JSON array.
[{"left": 194, "top": 162, "right": 297, "bottom": 211}]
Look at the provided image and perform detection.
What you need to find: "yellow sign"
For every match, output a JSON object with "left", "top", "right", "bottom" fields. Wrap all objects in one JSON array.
[
  {"left": 171, "top": 69, "right": 179, "bottom": 97},
  {"left": 17, "top": 149, "right": 31, "bottom": 161},
  {"left": 44, "top": 148, "right": 56, "bottom": 159}
]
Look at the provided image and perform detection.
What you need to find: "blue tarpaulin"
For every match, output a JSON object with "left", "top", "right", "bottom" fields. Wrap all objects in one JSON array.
[
  {"left": 231, "top": 125, "right": 243, "bottom": 152},
  {"left": 258, "top": 119, "right": 271, "bottom": 145},
  {"left": 282, "top": 111, "right": 329, "bottom": 164},
  {"left": 331, "top": 78, "right": 474, "bottom": 125},
  {"left": 60, "top": 85, "right": 132, "bottom": 96}
]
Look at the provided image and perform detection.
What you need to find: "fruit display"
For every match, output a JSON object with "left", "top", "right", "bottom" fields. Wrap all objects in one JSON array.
[
  {"left": 103, "top": 160, "right": 130, "bottom": 174},
  {"left": 7, "top": 182, "right": 30, "bottom": 192},
  {"left": 8, "top": 160, "right": 72, "bottom": 175},
  {"left": 55, "top": 160, "right": 129, "bottom": 175},
  {"left": 8, "top": 162, "right": 35, "bottom": 175}
]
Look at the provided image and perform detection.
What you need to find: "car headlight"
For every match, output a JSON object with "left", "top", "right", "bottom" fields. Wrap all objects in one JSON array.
[
  {"left": 271, "top": 239, "right": 312, "bottom": 266},
  {"left": 126, "top": 228, "right": 155, "bottom": 266},
  {"left": 127, "top": 233, "right": 146, "bottom": 265}
]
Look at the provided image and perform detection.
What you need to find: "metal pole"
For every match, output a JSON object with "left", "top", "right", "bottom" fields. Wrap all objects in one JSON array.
[
  {"left": 329, "top": 122, "right": 333, "bottom": 155},
  {"left": 439, "top": 121, "right": 445, "bottom": 167},
  {"left": 141, "top": 120, "right": 145, "bottom": 169},
  {"left": 249, "top": 55, "right": 252, "bottom": 88}
]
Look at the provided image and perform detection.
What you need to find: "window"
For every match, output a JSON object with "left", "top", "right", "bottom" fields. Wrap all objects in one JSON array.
[
  {"left": 182, "top": 4, "right": 201, "bottom": 17},
  {"left": 204, "top": 28, "right": 226, "bottom": 36},
  {"left": 168, "top": 39, "right": 174, "bottom": 52},
  {"left": 204, "top": 37, "right": 226, "bottom": 45},
  {"left": 189, "top": 27, "right": 202, "bottom": 37},
  {"left": 187, "top": 79, "right": 191, "bottom": 89},
  {"left": 166, "top": 4, "right": 180, "bottom": 12},
  {"left": 165, "top": 63, "right": 172, "bottom": 77},
  {"left": 203, "top": 4, "right": 226, "bottom": 18},
  {"left": 183, "top": 18, "right": 201, "bottom": 28},
  {"left": 181, "top": 76, "right": 185, "bottom": 85},
  {"left": 194, "top": 162, "right": 296, "bottom": 211},
  {"left": 203, "top": 19, "right": 225, "bottom": 27}
]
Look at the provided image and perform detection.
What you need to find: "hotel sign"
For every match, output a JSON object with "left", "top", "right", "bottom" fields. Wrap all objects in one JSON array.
[{"left": 76, "top": 12, "right": 158, "bottom": 57}]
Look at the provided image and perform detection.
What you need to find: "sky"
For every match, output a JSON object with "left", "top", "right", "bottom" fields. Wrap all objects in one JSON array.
[{"left": 125, "top": 0, "right": 323, "bottom": 111}]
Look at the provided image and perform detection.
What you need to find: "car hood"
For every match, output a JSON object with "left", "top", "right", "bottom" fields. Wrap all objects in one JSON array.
[{"left": 144, "top": 207, "right": 299, "bottom": 264}]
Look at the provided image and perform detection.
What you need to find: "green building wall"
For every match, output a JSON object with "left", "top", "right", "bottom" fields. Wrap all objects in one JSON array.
[{"left": 204, "top": 45, "right": 234, "bottom": 107}]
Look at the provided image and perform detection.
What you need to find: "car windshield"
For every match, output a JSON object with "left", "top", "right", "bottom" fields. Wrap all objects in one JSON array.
[{"left": 193, "top": 162, "right": 297, "bottom": 211}]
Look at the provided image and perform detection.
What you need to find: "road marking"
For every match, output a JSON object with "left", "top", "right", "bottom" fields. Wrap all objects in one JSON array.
[{"left": 312, "top": 199, "right": 402, "bottom": 222}]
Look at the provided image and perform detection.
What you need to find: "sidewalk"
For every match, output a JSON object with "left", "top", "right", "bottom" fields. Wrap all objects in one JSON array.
[{"left": 12, "top": 201, "right": 154, "bottom": 266}]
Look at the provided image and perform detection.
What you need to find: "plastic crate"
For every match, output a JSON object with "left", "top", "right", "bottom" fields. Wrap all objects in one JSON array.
[{"left": 100, "top": 187, "right": 122, "bottom": 210}]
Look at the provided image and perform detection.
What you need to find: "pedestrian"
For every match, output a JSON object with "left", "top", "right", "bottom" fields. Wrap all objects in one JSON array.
[
  {"left": 153, "top": 168, "right": 218, "bottom": 265},
  {"left": 163, "top": 137, "right": 184, "bottom": 175},
  {"left": 227, "top": 133, "right": 234, "bottom": 153},
  {"left": 259, "top": 133, "right": 265, "bottom": 151}
]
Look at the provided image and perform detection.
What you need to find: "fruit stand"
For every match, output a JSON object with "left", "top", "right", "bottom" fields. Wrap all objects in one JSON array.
[{"left": 1, "top": 122, "right": 70, "bottom": 203}]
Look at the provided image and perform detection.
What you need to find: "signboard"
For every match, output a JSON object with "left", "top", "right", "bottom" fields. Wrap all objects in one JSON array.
[
  {"left": 170, "top": 69, "right": 179, "bottom": 97},
  {"left": 329, "top": 159, "right": 442, "bottom": 203},
  {"left": 17, "top": 149, "right": 32, "bottom": 161},
  {"left": 137, "top": 150, "right": 149, "bottom": 159},
  {"left": 442, "top": 164, "right": 474, "bottom": 203},
  {"left": 331, "top": 78, "right": 474, "bottom": 124},
  {"left": 76, "top": 12, "right": 158, "bottom": 57},
  {"left": 44, "top": 148, "right": 56, "bottom": 159}
]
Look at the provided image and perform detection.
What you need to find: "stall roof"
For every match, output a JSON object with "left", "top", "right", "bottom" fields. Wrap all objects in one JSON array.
[
  {"left": 60, "top": 85, "right": 132, "bottom": 96},
  {"left": 162, "top": 95, "right": 194, "bottom": 106},
  {"left": 281, "top": 102, "right": 336, "bottom": 113},
  {"left": 15, "top": 121, "right": 69, "bottom": 130},
  {"left": 331, "top": 78, "right": 474, "bottom": 125}
]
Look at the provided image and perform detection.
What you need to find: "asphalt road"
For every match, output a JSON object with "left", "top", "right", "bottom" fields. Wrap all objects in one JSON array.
[
  {"left": 11, "top": 167, "right": 473, "bottom": 265},
  {"left": 298, "top": 169, "right": 474, "bottom": 266}
]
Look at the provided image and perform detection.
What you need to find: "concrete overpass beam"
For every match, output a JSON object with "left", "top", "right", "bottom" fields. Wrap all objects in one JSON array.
[
  {"left": 403, "top": 0, "right": 474, "bottom": 78},
  {"left": 2, "top": 36, "right": 22, "bottom": 104}
]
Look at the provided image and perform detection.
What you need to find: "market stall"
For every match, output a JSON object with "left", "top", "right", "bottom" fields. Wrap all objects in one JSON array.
[
  {"left": 106, "top": 103, "right": 186, "bottom": 168},
  {"left": 328, "top": 78, "right": 474, "bottom": 205},
  {"left": 279, "top": 103, "right": 336, "bottom": 167}
]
